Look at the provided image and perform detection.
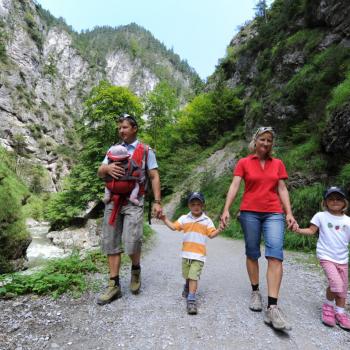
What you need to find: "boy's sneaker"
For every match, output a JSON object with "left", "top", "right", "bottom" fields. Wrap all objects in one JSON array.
[
  {"left": 187, "top": 300, "right": 197, "bottom": 315},
  {"left": 182, "top": 285, "right": 189, "bottom": 298},
  {"left": 97, "top": 279, "right": 122, "bottom": 305},
  {"left": 264, "top": 305, "right": 292, "bottom": 331},
  {"left": 322, "top": 303, "right": 335, "bottom": 327},
  {"left": 249, "top": 291, "right": 262, "bottom": 311},
  {"left": 335, "top": 312, "right": 350, "bottom": 331},
  {"left": 130, "top": 268, "right": 141, "bottom": 294}
]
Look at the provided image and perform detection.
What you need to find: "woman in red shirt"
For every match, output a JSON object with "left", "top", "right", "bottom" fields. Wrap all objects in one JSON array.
[{"left": 220, "top": 127, "right": 297, "bottom": 331}]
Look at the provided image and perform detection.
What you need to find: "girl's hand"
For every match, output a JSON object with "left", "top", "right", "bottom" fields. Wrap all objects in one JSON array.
[{"left": 291, "top": 223, "right": 300, "bottom": 232}]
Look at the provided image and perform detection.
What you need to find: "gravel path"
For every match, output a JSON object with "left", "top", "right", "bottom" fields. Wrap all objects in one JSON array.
[{"left": 1, "top": 224, "right": 350, "bottom": 350}]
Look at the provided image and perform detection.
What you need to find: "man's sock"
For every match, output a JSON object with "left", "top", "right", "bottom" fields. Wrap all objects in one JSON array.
[
  {"left": 187, "top": 293, "right": 196, "bottom": 301},
  {"left": 268, "top": 296, "right": 278, "bottom": 308},
  {"left": 131, "top": 264, "right": 140, "bottom": 270},
  {"left": 252, "top": 284, "right": 259, "bottom": 291},
  {"left": 110, "top": 275, "right": 120, "bottom": 286}
]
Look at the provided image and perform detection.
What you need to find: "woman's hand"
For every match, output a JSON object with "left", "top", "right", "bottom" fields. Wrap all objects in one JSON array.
[
  {"left": 286, "top": 214, "right": 298, "bottom": 230},
  {"left": 220, "top": 210, "right": 230, "bottom": 229}
]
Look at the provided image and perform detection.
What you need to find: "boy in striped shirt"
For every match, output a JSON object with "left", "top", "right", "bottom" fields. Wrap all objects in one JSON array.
[{"left": 160, "top": 192, "right": 220, "bottom": 315}]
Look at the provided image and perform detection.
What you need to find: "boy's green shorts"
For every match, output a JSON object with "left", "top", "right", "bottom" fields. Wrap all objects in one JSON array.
[{"left": 182, "top": 258, "right": 204, "bottom": 281}]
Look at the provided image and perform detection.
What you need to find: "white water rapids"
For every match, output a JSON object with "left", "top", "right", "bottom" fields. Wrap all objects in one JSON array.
[{"left": 26, "top": 221, "right": 67, "bottom": 268}]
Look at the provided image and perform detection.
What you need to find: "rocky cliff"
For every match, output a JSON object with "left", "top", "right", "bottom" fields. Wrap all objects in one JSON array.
[
  {"left": 0, "top": 0, "right": 199, "bottom": 192},
  {"left": 211, "top": 0, "right": 350, "bottom": 164}
]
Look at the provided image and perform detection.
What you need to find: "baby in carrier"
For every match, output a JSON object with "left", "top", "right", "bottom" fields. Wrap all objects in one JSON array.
[{"left": 103, "top": 144, "right": 141, "bottom": 206}]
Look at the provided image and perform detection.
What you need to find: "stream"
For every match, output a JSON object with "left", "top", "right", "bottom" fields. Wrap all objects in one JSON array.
[{"left": 26, "top": 220, "right": 67, "bottom": 269}]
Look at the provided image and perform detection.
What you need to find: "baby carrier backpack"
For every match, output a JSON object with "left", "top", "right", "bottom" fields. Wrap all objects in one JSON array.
[{"left": 106, "top": 143, "right": 149, "bottom": 225}]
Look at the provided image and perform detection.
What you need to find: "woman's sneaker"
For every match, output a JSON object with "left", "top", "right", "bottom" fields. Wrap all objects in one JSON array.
[
  {"left": 321, "top": 303, "right": 335, "bottom": 327},
  {"left": 264, "top": 305, "right": 292, "bottom": 331},
  {"left": 335, "top": 312, "right": 350, "bottom": 331},
  {"left": 249, "top": 291, "right": 262, "bottom": 311}
]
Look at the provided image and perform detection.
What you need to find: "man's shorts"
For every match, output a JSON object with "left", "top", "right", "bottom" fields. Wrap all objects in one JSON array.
[
  {"left": 320, "top": 259, "right": 348, "bottom": 299},
  {"left": 182, "top": 258, "right": 204, "bottom": 281},
  {"left": 101, "top": 199, "right": 144, "bottom": 255}
]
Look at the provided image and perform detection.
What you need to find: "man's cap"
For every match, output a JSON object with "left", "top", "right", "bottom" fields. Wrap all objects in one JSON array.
[
  {"left": 323, "top": 186, "right": 347, "bottom": 200},
  {"left": 187, "top": 192, "right": 205, "bottom": 203}
]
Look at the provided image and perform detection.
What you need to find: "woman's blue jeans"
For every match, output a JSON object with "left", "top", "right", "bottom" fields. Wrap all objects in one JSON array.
[{"left": 239, "top": 211, "right": 285, "bottom": 261}]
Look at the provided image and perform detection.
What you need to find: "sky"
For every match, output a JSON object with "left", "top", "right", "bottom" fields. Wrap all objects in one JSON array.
[{"left": 36, "top": 0, "right": 262, "bottom": 79}]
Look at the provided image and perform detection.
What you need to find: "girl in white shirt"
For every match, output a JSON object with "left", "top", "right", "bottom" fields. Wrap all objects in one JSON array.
[{"left": 294, "top": 186, "right": 350, "bottom": 331}]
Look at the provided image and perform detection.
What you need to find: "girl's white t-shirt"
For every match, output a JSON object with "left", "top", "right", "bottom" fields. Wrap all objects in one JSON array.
[{"left": 311, "top": 211, "right": 350, "bottom": 264}]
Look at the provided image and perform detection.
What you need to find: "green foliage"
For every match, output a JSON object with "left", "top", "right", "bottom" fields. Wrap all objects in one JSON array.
[
  {"left": 46, "top": 81, "right": 143, "bottom": 228},
  {"left": 285, "top": 29, "right": 324, "bottom": 56},
  {"left": 247, "top": 0, "right": 305, "bottom": 53},
  {"left": 284, "top": 183, "right": 324, "bottom": 251},
  {"left": 22, "top": 194, "right": 47, "bottom": 221},
  {"left": 24, "top": 11, "right": 43, "bottom": 51},
  {"left": 0, "top": 252, "right": 99, "bottom": 298},
  {"left": 43, "top": 55, "right": 58, "bottom": 78},
  {"left": 143, "top": 81, "right": 179, "bottom": 150},
  {"left": 0, "top": 19, "right": 7, "bottom": 62},
  {"left": 0, "top": 147, "right": 30, "bottom": 273},
  {"left": 179, "top": 86, "right": 244, "bottom": 147},
  {"left": 327, "top": 71, "right": 350, "bottom": 112},
  {"left": 336, "top": 163, "right": 350, "bottom": 189},
  {"left": 285, "top": 45, "right": 350, "bottom": 118},
  {"left": 278, "top": 137, "right": 326, "bottom": 174}
]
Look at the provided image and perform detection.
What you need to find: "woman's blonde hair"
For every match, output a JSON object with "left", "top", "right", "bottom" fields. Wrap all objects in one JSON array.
[
  {"left": 322, "top": 198, "right": 349, "bottom": 214},
  {"left": 248, "top": 126, "right": 275, "bottom": 157}
]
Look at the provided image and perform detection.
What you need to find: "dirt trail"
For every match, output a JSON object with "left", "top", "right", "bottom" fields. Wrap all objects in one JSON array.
[{"left": 1, "top": 224, "right": 350, "bottom": 350}]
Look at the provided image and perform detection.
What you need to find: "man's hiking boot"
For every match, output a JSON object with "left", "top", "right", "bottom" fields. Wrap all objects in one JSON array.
[
  {"left": 187, "top": 300, "right": 197, "bottom": 315},
  {"left": 182, "top": 284, "right": 189, "bottom": 298},
  {"left": 249, "top": 291, "right": 262, "bottom": 312},
  {"left": 97, "top": 279, "right": 121, "bottom": 305},
  {"left": 130, "top": 268, "right": 141, "bottom": 294},
  {"left": 264, "top": 305, "right": 292, "bottom": 331}
]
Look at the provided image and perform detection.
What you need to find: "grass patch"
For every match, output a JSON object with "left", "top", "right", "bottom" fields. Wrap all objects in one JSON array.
[{"left": 327, "top": 71, "right": 350, "bottom": 112}]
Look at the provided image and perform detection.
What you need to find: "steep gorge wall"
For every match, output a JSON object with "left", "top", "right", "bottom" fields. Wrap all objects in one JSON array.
[
  {"left": 0, "top": 0, "right": 194, "bottom": 192},
  {"left": 214, "top": 0, "right": 350, "bottom": 162}
]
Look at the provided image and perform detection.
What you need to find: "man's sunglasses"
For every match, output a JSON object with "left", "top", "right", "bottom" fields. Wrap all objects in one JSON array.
[
  {"left": 254, "top": 126, "right": 274, "bottom": 138},
  {"left": 118, "top": 113, "right": 138, "bottom": 126}
]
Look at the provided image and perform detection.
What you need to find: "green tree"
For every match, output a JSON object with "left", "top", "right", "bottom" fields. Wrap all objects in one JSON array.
[
  {"left": 144, "top": 81, "right": 179, "bottom": 150},
  {"left": 46, "top": 81, "right": 143, "bottom": 228}
]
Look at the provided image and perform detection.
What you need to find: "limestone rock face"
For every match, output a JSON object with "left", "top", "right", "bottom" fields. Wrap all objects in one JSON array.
[{"left": 0, "top": 0, "right": 196, "bottom": 192}]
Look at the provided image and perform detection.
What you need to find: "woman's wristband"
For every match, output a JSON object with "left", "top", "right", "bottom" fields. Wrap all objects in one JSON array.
[{"left": 153, "top": 199, "right": 161, "bottom": 204}]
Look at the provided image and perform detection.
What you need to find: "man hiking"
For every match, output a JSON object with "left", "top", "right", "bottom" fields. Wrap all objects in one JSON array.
[{"left": 96, "top": 113, "right": 162, "bottom": 305}]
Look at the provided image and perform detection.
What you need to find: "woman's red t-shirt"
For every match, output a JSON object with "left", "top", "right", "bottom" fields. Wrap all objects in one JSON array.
[{"left": 234, "top": 154, "right": 288, "bottom": 213}]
